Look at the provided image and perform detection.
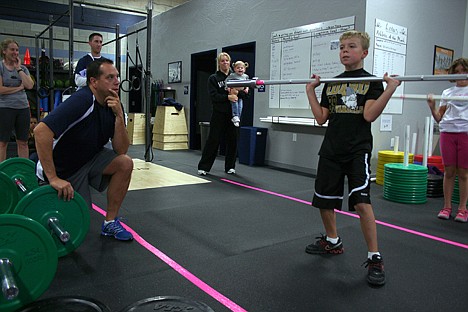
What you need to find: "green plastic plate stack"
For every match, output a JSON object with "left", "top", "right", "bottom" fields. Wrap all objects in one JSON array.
[
  {"left": 383, "top": 163, "right": 428, "bottom": 204},
  {"left": 376, "top": 150, "right": 414, "bottom": 186},
  {"left": 452, "top": 177, "right": 468, "bottom": 206}
]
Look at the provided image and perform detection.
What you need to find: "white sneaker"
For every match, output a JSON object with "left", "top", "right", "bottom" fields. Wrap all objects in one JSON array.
[
  {"left": 226, "top": 168, "right": 236, "bottom": 174},
  {"left": 197, "top": 170, "right": 207, "bottom": 176},
  {"left": 231, "top": 116, "right": 240, "bottom": 126}
]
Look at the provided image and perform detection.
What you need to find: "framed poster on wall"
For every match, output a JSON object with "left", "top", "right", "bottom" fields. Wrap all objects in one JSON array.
[
  {"left": 433, "top": 46, "right": 454, "bottom": 75},
  {"left": 168, "top": 61, "right": 182, "bottom": 83}
]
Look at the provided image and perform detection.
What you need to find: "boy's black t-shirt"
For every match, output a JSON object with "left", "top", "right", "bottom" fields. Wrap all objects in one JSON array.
[{"left": 319, "top": 68, "right": 384, "bottom": 161}]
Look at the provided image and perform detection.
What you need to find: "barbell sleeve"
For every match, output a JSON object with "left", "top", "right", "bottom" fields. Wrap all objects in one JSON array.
[
  {"left": 14, "top": 178, "right": 28, "bottom": 193},
  {"left": 0, "top": 258, "right": 19, "bottom": 300},
  {"left": 48, "top": 217, "right": 71, "bottom": 243}
]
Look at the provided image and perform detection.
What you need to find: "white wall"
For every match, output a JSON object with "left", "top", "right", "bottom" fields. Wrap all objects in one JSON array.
[{"left": 129, "top": 0, "right": 468, "bottom": 174}]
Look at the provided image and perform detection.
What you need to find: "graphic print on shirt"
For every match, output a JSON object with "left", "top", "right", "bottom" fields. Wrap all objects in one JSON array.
[
  {"left": 326, "top": 83, "right": 370, "bottom": 114},
  {"left": 217, "top": 80, "right": 226, "bottom": 88}
]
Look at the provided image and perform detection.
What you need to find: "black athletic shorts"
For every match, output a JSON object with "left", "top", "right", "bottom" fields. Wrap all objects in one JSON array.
[
  {"left": 0, "top": 107, "right": 30, "bottom": 141},
  {"left": 312, "top": 153, "right": 371, "bottom": 211}
]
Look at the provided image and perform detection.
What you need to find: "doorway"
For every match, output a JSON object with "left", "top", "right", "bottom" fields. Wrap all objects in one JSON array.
[
  {"left": 189, "top": 50, "right": 217, "bottom": 150},
  {"left": 189, "top": 42, "right": 256, "bottom": 150}
]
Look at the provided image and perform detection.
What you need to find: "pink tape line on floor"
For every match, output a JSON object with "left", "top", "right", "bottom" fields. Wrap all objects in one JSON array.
[
  {"left": 92, "top": 204, "right": 247, "bottom": 312},
  {"left": 221, "top": 178, "right": 468, "bottom": 250}
]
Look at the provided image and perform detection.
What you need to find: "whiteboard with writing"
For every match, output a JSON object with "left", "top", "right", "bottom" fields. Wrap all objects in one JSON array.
[
  {"left": 372, "top": 18, "right": 407, "bottom": 114},
  {"left": 269, "top": 16, "right": 355, "bottom": 109}
]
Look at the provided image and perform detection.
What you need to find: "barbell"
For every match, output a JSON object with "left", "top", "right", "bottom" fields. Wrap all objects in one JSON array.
[
  {"left": 225, "top": 74, "right": 468, "bottom": 89},
  {"left": 0, "top": 158, "right": 37, "bottom": 214},
  {"left": 0, "top": 158, "right": 90, "bottom": 257},
  {"left": 0, "top": 214, "right": 58, "bottom": 312},
  {"left": 0, "top": 157, "right": 91, "bottom": 311}
]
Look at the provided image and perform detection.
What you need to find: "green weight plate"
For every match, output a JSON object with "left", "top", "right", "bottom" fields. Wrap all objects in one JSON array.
[
  {"left": 384, "top": 170, "right": 428, "bottom": 176},
  {"left": 0, "top": 158, "right": 38, "bottom": 199},
  {"left": 14, "top": 185, "right": 90, "bottom": 257},
  {"left": 0, "top": 171, "right": 19, "bottom": 214},
  {"left": 384, "top": 174, "right": 427, "bottom": 180},
  {"left": 384, "top": 198, "right": 427, "bottom": 204},
  {"left": 0, "top": 214, "right": 57, "bottom": 312},
  {"left": 383, "top": 192, "right": 422, "bottom": 199},
  {"left": 384, "top": 177, "right": 427, "bottom": 184},
  {"left": 384, "top": 163, "right": 428, "bottom": 172},
  {"left": 384, "top": 167, "right": 427, "bottom": 174},
  {"left": 383, "top": 192, "right": 427, "bottom": 199},
  {"left": 384, "top": 179, "right": 428, "bottom": 186},
  {"left": 383, "top": 194, "right": 427, "bottom": 204},
  {"left": 383, "top": 184, "right": 427, "bottom": 192},
  {"left": 383, "top": 179, "right": 426, "bottom": 186},
  {"left": 383, "top": 191, "right": 427, "bottom": 198},
  {"left": 383, "top": 185, "right": 427, "bottom": 192},
  {"left": 384, "top": 175, "right": 427, "bottom": 181}
]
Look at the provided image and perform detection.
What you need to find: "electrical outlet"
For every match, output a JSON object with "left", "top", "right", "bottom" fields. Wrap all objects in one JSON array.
[
  {"left": 390, "top": 138, "right": 394, "bottom": 147},
  {"left": 292, "top": 133, "right": 297, "bottom": 142}
]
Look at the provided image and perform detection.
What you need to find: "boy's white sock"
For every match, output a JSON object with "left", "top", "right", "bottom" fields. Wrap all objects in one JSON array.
[{"left": 368, "top": 251, "right": 381, "bottom": 259}]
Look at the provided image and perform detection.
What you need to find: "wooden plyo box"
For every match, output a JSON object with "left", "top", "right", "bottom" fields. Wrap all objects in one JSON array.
[
  {"left": 127, "top": 113, "right": 146, "bottom": 145},
  {"left": 152, "top": 106, "right": 188, "bottom": 150}
]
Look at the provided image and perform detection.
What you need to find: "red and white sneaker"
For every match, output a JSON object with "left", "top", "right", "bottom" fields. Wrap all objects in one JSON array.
[
  {"left": 437, "top": 207, "right": 451, "bottom": 220},
  {"left": 454, "top": 209, "right": 468, "bottom": 223}
]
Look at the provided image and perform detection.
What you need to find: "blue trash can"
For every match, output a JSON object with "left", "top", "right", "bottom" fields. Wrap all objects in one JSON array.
[{"left": 238, "top": 127, "right": 268, "bottom": 166}]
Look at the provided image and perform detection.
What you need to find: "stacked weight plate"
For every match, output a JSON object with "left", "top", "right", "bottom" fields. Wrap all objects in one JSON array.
[
  {"left": 414, "top": 154, "right": 444, "bottom": 174},
  {"left": 383, "top": 163, "right": 428, "bottom": 204},
  {"left": 376, "top": 151, "right": 414, "bottom": 185},
  {"left": 426, "top": 174, "right": 444, "bottom": 198},
  {"left": 452, "top": 177, "right": 468, "bottom": 206}
]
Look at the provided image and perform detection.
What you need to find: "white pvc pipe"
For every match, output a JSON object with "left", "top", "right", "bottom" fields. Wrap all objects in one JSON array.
[
  {"left": 394, "top": 136, "right": 399, "bottom": 153},
  {"left": 423, "top": 117, "right": 430, "bottom": 167},
  {"left": 411, "top": 132, "right": 417, "bottom": 155},
  {"left": 404, "top": 125, "right": 410, "bottom": 166},
  {"left": 428, "top": 118, "right": 434, "bottom": 157}
]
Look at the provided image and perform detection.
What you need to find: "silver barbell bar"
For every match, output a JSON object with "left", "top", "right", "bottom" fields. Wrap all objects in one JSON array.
[
  {"left": 225, "top": 74, "right": 468, "bottom": 89},
  {"left": 392, "top": 94, "right": 468, "bottom": 101}
]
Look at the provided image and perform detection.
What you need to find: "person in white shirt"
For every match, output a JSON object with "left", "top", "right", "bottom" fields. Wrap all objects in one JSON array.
[
  {"left": 74, "top": 33, "right": 105, "bottom": 90},
  {"left": 427, "top": 57, "right": 468, "bottom": 222}
]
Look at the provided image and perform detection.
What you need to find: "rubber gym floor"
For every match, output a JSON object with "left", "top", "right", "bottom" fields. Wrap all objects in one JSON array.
[{"left": 36, "top": 146, "right": 467, "bottom": 311}]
